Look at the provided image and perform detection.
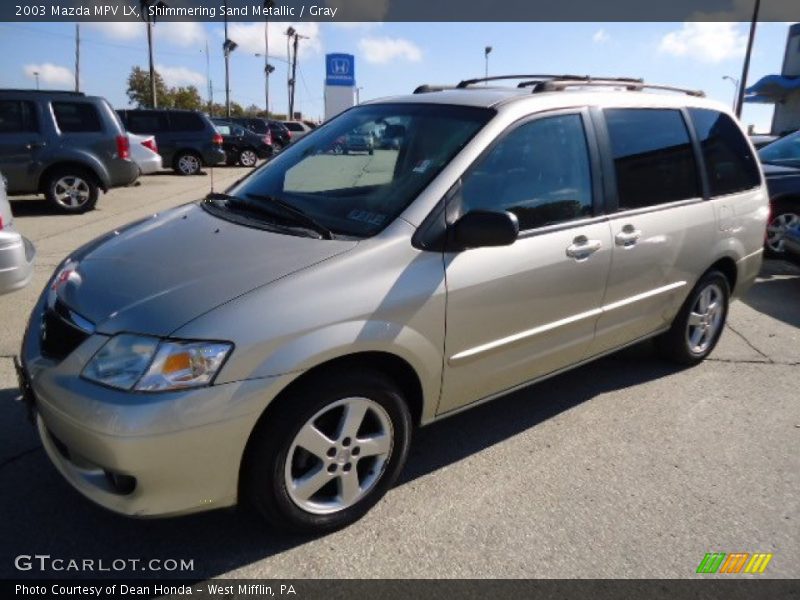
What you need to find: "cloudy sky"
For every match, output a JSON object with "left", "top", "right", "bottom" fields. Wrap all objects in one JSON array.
[{"left": 0, "top": 21, "right": 793, "bottom": 131}]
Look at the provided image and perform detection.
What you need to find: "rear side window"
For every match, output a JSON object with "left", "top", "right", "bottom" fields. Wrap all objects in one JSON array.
[
  {"left": 605, "top": 108, "right": 701, "bottom": 210},
  {"left": 245, "top": 120, "right": 267, "bottom": 134},
  {"left": 0, "top": 100, "right": 38, "bottom": 133},
  {"left": 284, "top": 122, "right": 304, "bottom": 132},
  {"left": 461, "top": 113, "right": 594, "bottom": 230},
  {"left": 169, "top": 112, "right": 205, "bottom": 131},
  {"left": 125, "top": 111, "right": 168, "bottom": 134},
  {"left": 689, "top": 108, "right": 761, "bottom": 196},
  {"left": 52, "top": 102, "right": 102, "bottom": 133}
]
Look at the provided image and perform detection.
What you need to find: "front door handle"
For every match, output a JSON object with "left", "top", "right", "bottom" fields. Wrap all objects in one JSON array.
[
  {"left": 566, "top": 236, "right": 602, "bottom": 260},
  {"left": 25, "top": 142, "right": 45, "bottom": 150},
  {"left": 615, "top": 225, "right": 642, "bottom": 247}
]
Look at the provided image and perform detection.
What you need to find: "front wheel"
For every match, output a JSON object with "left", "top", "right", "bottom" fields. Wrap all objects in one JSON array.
[
  {"left": 173, "top": 152, "right": 202, "bottom": 176},
  {"left": 656, "top": 270, "right": 729, "bottom": 365},
  {"left": 765, "top": 209, "right": 800, "bottom": 258},
  {"left": 238, "top": 148, "right": 258, "bottom": 167},
  {"left": 242, "top": 370, "right": 412, "bottom": 533}
]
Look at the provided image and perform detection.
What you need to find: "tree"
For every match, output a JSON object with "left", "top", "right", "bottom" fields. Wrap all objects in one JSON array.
[
  {"left": 172, "top": 86, "right": 203, "bottom": 111},
  {"left": 126, "top": 66, "right": 172, "bottom": 108}
]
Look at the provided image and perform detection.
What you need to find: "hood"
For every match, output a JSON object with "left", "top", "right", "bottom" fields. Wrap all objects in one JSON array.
[
  {"left": 57, "top": 203, "right": 357, "bottom": 336},
  {"left": 762, "top": 162, "right": 800, "bottom": 178}
]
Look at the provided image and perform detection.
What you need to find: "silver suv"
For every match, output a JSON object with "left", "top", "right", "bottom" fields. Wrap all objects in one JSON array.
[{"left": 17, "top": 76, "right": 767, "bottom": 532}]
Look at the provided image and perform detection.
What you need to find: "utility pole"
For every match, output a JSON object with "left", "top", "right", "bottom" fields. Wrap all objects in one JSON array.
[
  {"left": 75, "top": 24, "right": 80, "bottom": 92},
  {"left": 224, "top": 0, "right": 231, "bottom": 117},
  {"left": 263, "top": 0, "right": 274, "bottom": 116},
  {"left": 736, "top": 0, "right": 760, "bottom": 119},
  {"left": 288, "top": 31, "right": 309, "bottom": 119},
  {"left": 285, "top": 26, "right": 295, "bottom": 116},
  {"left": 146, "top": 20, "right": 156, "bottom": 107},
  {"left": 204, "top": 40, "right": 213, "bottom": 115}
]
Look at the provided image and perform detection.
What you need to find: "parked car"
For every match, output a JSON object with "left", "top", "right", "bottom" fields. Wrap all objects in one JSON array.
[
  {"left": 268, "top": 120, "right": 292, "bottom": 151},
  {"left": 302, "top": 120, "right": 319, "bottom": 130},
  {"left": 211, "top": 119, "right": 272, "bottom": 166},
  {"left": 750, "top": 134, "right": 778, "bottom": 149},
  {"left": 282, "top": 120, "right": 314, "bottom": 141},
  {"left": 0, "top": 174, "right": 35, "bottom": 294},
  {"left": 128, "top": 132, "right": 162, "bottom": 175},
  {"left": 116, "top": 109, "right": 225, "bottom": 175},
  {"left": 763, "top": 162, "right": 800, "bottom": 257},
  {"left": 0, "top": 89, "right": 138, "bottom": 213},
  {"left": 18, "top": 75, "right": 766, "bottom": 533},
  {"left": 759, "top": 129, "right": 800, "bottom": 170},
  {"left": 378, "top": 123, "right": 406, "bottom": 149},
  {"left": 344, "top": 125, "right": 375, "bottom": 154}
]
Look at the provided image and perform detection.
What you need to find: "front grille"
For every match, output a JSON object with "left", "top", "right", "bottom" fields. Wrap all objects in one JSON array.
[{"left": 40, "top": 300, "right": 92, "bottom": 360}]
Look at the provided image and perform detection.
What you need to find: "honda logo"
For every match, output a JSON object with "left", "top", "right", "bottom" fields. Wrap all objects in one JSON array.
[{"left": 331, "top": 58, "right": 349, "bottom": 75}]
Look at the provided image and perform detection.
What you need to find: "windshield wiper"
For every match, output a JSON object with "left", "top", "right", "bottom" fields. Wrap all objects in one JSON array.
[{"left": 205, "top": 192, "right": 333, "bottom": 240}]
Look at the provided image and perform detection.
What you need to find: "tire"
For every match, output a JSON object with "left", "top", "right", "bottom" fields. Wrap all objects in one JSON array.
[
  {"left": 368, "top": 148, "right": 374, "bottom": 155},
  {"left": 764, "top": 207, "right": 800, "bottom": 258},
  {"left": 239, "top": 148, "right": 258, "bottom": 167},
  {"left": 44, "top": 168, "right": 99, "bottom": 214},
  {"left": 242, "top": 370, "right": 412, "bottom": 533},
  {"left": 655, "top": 270, "right": 730, "bottom": 365},
  {"left": 173, "top": 151, "right": 202, "bottom": 176}
]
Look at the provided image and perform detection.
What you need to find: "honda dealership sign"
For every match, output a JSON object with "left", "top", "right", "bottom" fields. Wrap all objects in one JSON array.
[{"left": 324, "top": 53, "right": 356, "bottom": 120}]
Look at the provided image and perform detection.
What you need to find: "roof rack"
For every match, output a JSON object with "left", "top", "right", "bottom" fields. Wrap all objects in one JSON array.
[
  {"left": 0, "top": 89, "right": 85, "bottom": 96},
  {"left": 416, "top": 75, "right": 704, "bottom": 98}
]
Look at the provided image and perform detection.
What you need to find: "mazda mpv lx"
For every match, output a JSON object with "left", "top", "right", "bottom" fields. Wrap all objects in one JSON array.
[{"left": 18, "top": 75, "right": 768, "bottom": 532}]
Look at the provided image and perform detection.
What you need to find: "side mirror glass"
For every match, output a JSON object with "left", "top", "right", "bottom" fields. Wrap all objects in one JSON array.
[{"left": 451, "top": 210, "right": 519, "bottom": 250}]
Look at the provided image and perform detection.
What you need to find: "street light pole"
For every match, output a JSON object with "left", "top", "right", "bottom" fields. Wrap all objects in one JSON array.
[
  {"left": 484, "top": 46, "right": 492, "bottom": 83},
  {"left": 723, "top": 75, "right": 739, "bottom": 112},
  {"left": 735, "top": 0, "right": 761, "bottom": 119},
  {"left": 263, "top": 0, "right": 274, "bottom": 116},
  {"left": 75, "top": 24, "right": 80, "bottom": 92},
  {"left": 224, "top": 0, "right": 231, "bottom": 117},
  {"left": 285, "top": 27, "right": 295, "bottom": 116},
  {"left": 33, "top": 71, "right": 39, "bottom": 90}
]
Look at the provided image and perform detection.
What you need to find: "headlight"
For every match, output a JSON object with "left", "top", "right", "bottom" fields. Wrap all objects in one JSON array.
[{"left": 82, "top": 335, "right": 232, "bottom": 392}]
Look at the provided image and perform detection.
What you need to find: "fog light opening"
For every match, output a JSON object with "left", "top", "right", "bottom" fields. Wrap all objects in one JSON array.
[{"left": 104, "top": 470, "right": 137, "bottom": 495}]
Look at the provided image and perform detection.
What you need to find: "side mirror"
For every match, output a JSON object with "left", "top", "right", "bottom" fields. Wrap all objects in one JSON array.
[{"left": 451, "top": 210, "right": 519, "bottom": 250}]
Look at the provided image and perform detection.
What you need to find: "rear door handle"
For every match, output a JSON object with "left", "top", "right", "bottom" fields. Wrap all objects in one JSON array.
[
  {"left": 566, "top": 236, "right": 602, "bottom": 260},
  {"left": 615, "top": 225, "right": 641, "bottom": 247},
  {"left": 25, "top": 142, "right": 45, "bottom": 150}
]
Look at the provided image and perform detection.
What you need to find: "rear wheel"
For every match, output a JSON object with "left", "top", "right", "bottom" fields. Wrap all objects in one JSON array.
[
  {"left": 242, "top": 370, "right": 412, "bottom": 533},
  {"left": 656, "top": 270, "right": 729, "bottom": 365},
  {"left": 44, "top": 168, "right": 98, "bottom": 214},
  {"left": 173, "top": 152, "right": 202, "bottom": 176},
  {"left": 765, "top": 208, "right": 800, "bottom": 258},
  {"left": 239, "top": 148, "right": 258, "bottom": 167}
]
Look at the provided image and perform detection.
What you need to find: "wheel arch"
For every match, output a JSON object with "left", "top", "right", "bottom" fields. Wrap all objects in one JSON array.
[{"left": 38, "top": 160, "right": 106, "bottom": 193}]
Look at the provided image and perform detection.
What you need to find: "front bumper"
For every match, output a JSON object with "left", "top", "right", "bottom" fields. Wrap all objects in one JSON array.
[
  {"left": 0, "top": 230, "right": 35, "bottom": 296},
  {"left": 20, "top": 298, "right": 296, "bottom": 517}
]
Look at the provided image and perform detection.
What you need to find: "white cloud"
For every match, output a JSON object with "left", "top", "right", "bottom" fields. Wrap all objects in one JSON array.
[
  {"left": 85, "top": 21, "right": 143, "bottom": 41},
  {"left": 592, "top": 29, "right": 610, "bottom": 44},
  {"left": 658, "top": 22, "right": 746, "bottom": 64},
  {"left": 157, "top": 22, "right": 206, "bottom": 47},
  {"left": 227, "top": 22, "right": 322, "bottom": 59},
  {"left": 23, "top": 63, "right": 73, "bottom": 87},
  {"left": 358, "top": 36, "right": 422, "bottom": 64},
  {"left": 156, "top": 64, "right": 205, "bottom": 87},
  {"left": 330, "top": 22, "right": 381, "bottom": 30}
]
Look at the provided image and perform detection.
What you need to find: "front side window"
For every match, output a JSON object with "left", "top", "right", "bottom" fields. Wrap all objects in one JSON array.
[
  {"left": 605, "top": 108, "right": 701, "bottom": 210},
  {"left": 222, "top": 103, "right": 492, "bottom": 238},
  {"left": 690, "top": 108, "right": 761, "bottom": 196},
  {"left": 460, "top": 113, "right": 594, "bottom": 230},
  {"left": 52, "top": 102, "right": 101, "bottom": 133}
]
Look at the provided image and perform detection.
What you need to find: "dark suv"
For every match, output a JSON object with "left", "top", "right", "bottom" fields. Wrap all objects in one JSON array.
[
  {"left": 0, "top": 90, "right": 138, "bottom": 213},
  {"left": 117, "top": 109, "right": 225, "bottom": 175},
  {"left": 227, "top": 117, "right": 291, "bottom": 151}
]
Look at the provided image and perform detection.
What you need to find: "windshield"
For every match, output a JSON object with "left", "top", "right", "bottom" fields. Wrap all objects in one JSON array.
[
  {"left": 759, "top": 131, "right": 800, "bottom": 165},
  {"left": 226, "top": 103, "right": 493, "bottom": 238}
]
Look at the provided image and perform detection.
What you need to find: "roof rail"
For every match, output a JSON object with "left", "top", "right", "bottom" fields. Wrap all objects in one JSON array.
[
  {"left": 0, "top": 88, "right": 86, "bottom": 96},
  {"left": 530, "top": 78, "right": 705, "bottom": 97},
  {"left": 456, "top": 75, "right": 590, "bottom": 88},
  {"left": 413, "top": 84, "right": 457, "bottom": 94}
]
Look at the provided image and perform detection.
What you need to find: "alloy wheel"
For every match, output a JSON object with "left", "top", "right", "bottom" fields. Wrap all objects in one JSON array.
[
  {"left": 52, "top": 176, "right": 91, "bottom": 209},
  {"left": 177, "top": 154, "right": 201, "bottom": 175},
  {"left": 284, "top": 397, "right": 393, "bottom": 515},
  {"left": 240, "top": 150, "right": 258, "bottom": 167},
  {"left": 766, "top": 212, "right": 800, "bottom": 254},
  {"left": 685, "top": 283, "right": 725, "bottom": 355}
]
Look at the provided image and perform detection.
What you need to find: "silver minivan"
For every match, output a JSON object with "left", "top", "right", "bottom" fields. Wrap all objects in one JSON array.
[{"left": 18, "top": 76, "right": 768, "bottom": 532}]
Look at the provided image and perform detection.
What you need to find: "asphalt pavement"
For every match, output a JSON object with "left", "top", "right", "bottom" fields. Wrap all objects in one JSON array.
[{"left": 0, "top": 167, "right": 798, "bottom": 579}]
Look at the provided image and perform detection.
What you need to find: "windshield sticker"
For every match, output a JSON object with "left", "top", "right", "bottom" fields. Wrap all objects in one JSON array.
[
  {"left": 412, "top": 159, "right": 432, "bottom": 174},
  {"left": 348, "top": 209, "right": 387, "bottom": 226}
]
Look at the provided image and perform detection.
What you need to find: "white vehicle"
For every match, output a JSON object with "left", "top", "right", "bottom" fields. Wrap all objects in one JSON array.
[
  {"left": 0, "top": 174, "right": 35, "bottom": 295},
  {"left": 127, "top": 132, "right": 162, "bottom": 175},
  {"left": 282, "top": 120, "right": 314, "bottom": 142}
]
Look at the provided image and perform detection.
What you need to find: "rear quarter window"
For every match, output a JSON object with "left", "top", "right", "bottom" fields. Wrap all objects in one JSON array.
[
  {"left": 169, "top": 112, "right": 206, "bottom": 132},
  {"left": 125, "top": 111, "right": 168, "bottom": 134},
  {"left": 52, "top": 102, "right": 102, "bottom": 133},
  {"left": 688, "top": 108, "right": 761, "bottom": 196}
]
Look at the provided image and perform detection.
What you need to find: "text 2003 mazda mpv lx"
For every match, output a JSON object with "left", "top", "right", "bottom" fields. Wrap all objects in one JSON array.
[{"left": 17, "top": 75, "right": 767, "bottom": 532}]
